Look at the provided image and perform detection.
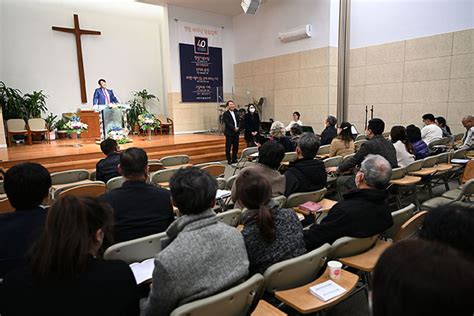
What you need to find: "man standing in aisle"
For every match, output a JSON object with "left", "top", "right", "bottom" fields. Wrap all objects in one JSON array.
[
  {"left": 93, "top": 79, "right": 119, "bottom": 107},
  {"left": 222, "top": 100, "right": 240, "bottom": 164}
]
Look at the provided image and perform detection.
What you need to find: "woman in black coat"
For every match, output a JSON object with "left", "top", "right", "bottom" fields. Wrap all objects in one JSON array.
[{"left": 243, "top": 104, "right": 261, "bottom": 147}]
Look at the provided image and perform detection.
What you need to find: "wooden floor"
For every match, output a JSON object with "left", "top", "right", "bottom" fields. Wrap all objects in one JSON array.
[{"left": 0, "top": 134, "right": 245, "bottom": 172}]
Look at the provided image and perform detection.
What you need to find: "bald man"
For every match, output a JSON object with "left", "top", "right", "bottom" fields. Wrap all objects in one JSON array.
[{"left": 459, "top": 115, "right": 474, "bottom": 150}]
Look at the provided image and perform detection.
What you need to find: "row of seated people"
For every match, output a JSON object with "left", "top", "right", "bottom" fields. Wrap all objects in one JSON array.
[{"left": 0, "top": 158, "right": 473, "bottom": 315}]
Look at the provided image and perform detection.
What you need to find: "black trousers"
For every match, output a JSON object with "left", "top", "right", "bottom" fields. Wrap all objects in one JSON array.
[{"left": 225, "top": 134, "right": 239, "bottom": 163}]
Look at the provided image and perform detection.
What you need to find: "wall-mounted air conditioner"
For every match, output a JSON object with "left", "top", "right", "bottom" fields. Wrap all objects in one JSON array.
[{"left": 278, "top": 24, "right": 312, "bottom": 43}]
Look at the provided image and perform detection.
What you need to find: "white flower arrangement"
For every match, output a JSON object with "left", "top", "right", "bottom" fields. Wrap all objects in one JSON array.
[
  {"left": 138, "top": 113, "right": 156, "bottom": 131},
  {"left": 107, "top": 128, "right": 131, "bottom": 144},
  {"left": 66, "top": 116, "right": 88, "bottom": 134}
]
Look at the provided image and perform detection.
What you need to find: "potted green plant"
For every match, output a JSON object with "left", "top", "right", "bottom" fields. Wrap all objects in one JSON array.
[
  {"left": 44, "top": 113, "right": 58, "bottom": 140},
  {"left": 127, "top": 89, "right": 159, "bottom": 133},
  {"left": 23, "top": 90, "right": 48, "bottom": 120},
  {"left": 55, "top": 118, "right": 68, "bottom": 140},
  {"left": 0, "top": 81, "right": 25, "bottom": 120}
]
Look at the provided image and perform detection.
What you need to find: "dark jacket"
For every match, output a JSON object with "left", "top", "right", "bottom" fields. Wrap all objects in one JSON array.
[
  {"left": 284, "top": 158, "right": 327, "bottom": 196},
  {"left": 222, "top": 110, "right": 241, "bottom": 137},
  {"left": 320, "top": 126, "right": 337, "bottom": 146},
  {"left": 242, "top": 202, "right": 306, "bottom": 274},
  {"left": 96, "top": 152, "right": 121, "bottom": 183},
  {"left": 0, "top": 207, "right": 47, "bottom": 277},
  {"left": 337, "top": 135, "right": 398, "bottom": 173},
  {"left": 243, "top": 112, "right": 260, "bottom": 141},
  {"left": 0, "top": 256, "right": 139, "bottom": 316},
  {"left": 274, "top": 136, "right": 295, "bottom": 152},
  {"left": 100, "top": 180, "right": 174, "bottom": 243},
  {"left": 304, "top": 189, "right": 393, "bottom": 250}
]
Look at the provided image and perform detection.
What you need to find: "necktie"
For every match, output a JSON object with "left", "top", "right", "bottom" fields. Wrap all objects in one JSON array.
[{"left": 103, "top": 89, "right": 110, "bottom": 104}]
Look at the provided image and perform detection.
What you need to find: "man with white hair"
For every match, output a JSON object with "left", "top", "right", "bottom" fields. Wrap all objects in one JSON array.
[
  {"left": 304, "top": 154, "right": 394, "bottom": 250},
  {"left": 458, "top": 115, "right": 474, "bottom": 150}
]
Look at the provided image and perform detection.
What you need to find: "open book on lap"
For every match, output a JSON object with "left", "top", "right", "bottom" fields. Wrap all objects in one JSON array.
[{"left": 129, "top": 258, "right": 155, "bottom": 285}]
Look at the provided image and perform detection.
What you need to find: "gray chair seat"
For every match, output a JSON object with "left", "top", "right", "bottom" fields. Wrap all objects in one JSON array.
[
  {"left": 422, "top": 197, "right": 453, "bottom": 210},
  {"left": 441, "top": 189, "right": 462, "bottom": 200}
]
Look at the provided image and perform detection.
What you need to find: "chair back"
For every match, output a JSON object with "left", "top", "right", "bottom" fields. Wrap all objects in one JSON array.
[
  {"left": 286, "top": 188, "right": 327, "bottom": 208},
  {"left": 170, "top": 273, "right": 264, "bottom": 316},
  {"left": 405, "top": 160, "right": 423, "bottom": 173},
  {"left": 383, "top": 204, "right": 416, "bottom": 239},
  {"left": 89, "top": 170, "right": 97, "bottom": 181},
  {"left": 104, "top": 231, "right": 169, "bottom": 264},
  {"left": 436, "top": 152, "right": 449, "bottom": 164},
  {"left": 216, "top": 177, "right": 227, "bottom": 190},
  {"left": 216, "top": 209, "right": 242, "bottom": 227},
  {"left": 342, "top": 153, "right": 356, "bottom": 163},
  {"left": 390, "top": 167, "right": 406, "bottom": 181},
  {"left": 51, "top": 169, "right": 90, "bottom": 185},
  {"left": 422, "top": 155, "right": 439, "bottom": 168},
  {"left": 201, "top": 164, "right": 225, "bottom": 178},
  {"left": 195, "top": 162, "right": 222, "bottom": 168},
  {"left": 317, "top": 145, "right": 331, "bottom": 156},
  {"left": 0, "top": 180, "right": 5, "bottom": 194},
  {"left": 354, "top": 140, "right": 367, "bottom": 151},
  {"left": 160, "top": 155, "right": 190, "bottom": 167},
  {"left": 53, "top": 181, "right": 105, "bottom": 199},
  {"left": 59, "top": 183, "right": 106, "bottom": 198},
  {"left": 263, "top": 244, "right": 330, "bottom": 293},
  {"left": 324, "top": 156, "right": 343, "bottom": 168},
  {"left": 0, "top": 198, "right": 14, "bottom": 213},
  {"left": 240, "top": 147, "right": 259, "bottom": 159},
  {"left": 225, "top": 175, "right": 238, "bottom": 190},
  {"left": 7, "top": 119, "right": 27, "bottom": 132},
  {"left": 28, "top": 118, "right": 47, "bottom": 131},
  {"left": 330, "top": 235, "right": 379, "bottom": 258},
  {"left": 151, "top": 169, "right": 177, "bottom": 186},
  {"left": 439, "top": 137, "right": 450, "bottom": 146},
  {"left": 148, "top": 162, "right": 164, "bottom": 172},
  {"left": 282, "top": 152, "right": 297, "bottom": 163},
  {"left": 273, "top": 195, "right": 287, "bottom": 208},
  {"left": 453, "top": 148, "right": 467, "bottom": 159},
  {"left": 106, "top": 176, "right": 125, "bottom": 191},
  {"left": 148, "top": 159, "right": 161, "bottom": 164},
  {"left": 428, "top": 138, "right": 443, "bottom": 150},
  {"left": 394, "top": 211, "right": 428, "bottom": 242},
  {"left": 355, "top": 134, "right": 366, "bottom": 141}
]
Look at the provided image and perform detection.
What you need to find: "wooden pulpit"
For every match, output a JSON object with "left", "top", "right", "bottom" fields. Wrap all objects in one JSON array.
[{"left": 78, "top": 110, "right": 100, "bottom": 139}]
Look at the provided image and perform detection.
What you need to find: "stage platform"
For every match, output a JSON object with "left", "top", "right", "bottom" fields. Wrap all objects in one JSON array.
[{"left": 0, "top": 134, "right": 245, "bottom": 173}]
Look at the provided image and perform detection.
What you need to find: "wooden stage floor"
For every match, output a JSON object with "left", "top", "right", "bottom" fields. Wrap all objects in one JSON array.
[{"left": 0, "top": 134, "right": 244, "bottom": 172}]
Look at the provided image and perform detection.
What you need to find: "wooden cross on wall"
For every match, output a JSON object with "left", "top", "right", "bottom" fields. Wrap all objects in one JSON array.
[{"left": 52, "top": 14, "right": 101, "bottom": 103}]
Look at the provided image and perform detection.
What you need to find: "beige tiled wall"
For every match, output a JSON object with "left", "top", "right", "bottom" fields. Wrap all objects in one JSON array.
[
  {"left": 348, "top": 28, "right": 474, "bottom": 134},
  {"left": 167, "top": 92, "right": 233, "bottom": 133},
  {"left": 234, "top": 46, "right": 336, "bottom": 133}
]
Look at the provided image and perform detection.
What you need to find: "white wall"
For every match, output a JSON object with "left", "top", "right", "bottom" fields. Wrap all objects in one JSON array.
[
  {"left": 350, "top": 0, "right": 474, "bottom": 48},
  {"left": 232, "top": 0, "right": 331, "bottom": 63},
  {"left": 167, "top": 5, "right": 235, "bottom": 93},
  {"left": 1, "top": 0, "right": 165, "bottom": 116}
]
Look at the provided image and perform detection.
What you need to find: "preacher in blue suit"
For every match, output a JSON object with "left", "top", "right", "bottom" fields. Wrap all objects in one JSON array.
[{"left": 93, "top": 79, "right": 119, "bottom": 106}]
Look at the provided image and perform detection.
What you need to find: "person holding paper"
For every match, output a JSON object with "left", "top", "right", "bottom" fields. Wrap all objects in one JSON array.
[
  {"left": 0, "top": 195, "right": 139, "bottom": 315},
  {"left": 93, "top": 78, "right": 119, "bottom": 108}
]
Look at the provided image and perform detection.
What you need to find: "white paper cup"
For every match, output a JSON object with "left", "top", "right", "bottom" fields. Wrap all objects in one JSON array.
[{"left": 328, "top": 260, "right": 342, "bottom": 280}]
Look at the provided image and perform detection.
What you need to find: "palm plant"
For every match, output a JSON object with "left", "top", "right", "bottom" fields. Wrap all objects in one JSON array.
[
  {"left": 0, "top": 81, "right": 25, "bottom": 120},
  {"left": 44, "top": 113, "right": 58, "bottom": 131},
  {"left": 23, "top": 90, "right": 48, "bottom": 120},
  {"left": 127, "top": 89, "right": 158, "bottom": 129}
]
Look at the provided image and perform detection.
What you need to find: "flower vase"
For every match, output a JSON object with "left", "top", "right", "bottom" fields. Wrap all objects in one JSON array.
[
  {"left": 146, "top": 129, "right": 152, "bottom": 141},
  {"left": 71, "top": 131, "right": 82, "bottom": 147}
]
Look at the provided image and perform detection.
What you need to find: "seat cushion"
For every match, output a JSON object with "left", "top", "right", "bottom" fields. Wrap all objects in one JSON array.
[
  {"left": 422, "top": 197, "right": 453, "bottom": 211},
  {"left": 441, "top": 189, "right": 461, "bottom": 200}
]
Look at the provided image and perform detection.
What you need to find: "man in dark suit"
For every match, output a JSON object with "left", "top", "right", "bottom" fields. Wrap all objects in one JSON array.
[
  {"left": 320, "top": 115, "right": 338, "bottom": 146},
  {"left": 304, "top": 154, "right": 394, "bottom": 250},
  {"left": 99, "top": 147, "right": 174, "bottom": 243},
  {"left": 0, "top": 163, "right": 51, "bottom": 277},
  {"left": 93, "top": 79, "right": 119, "bottom": 106},
  {"left": 222, "top": 100, "right": 241, "bottom": 164},
  {"left": 96, "top": 138, "right": 121, "bottom": 183}
]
